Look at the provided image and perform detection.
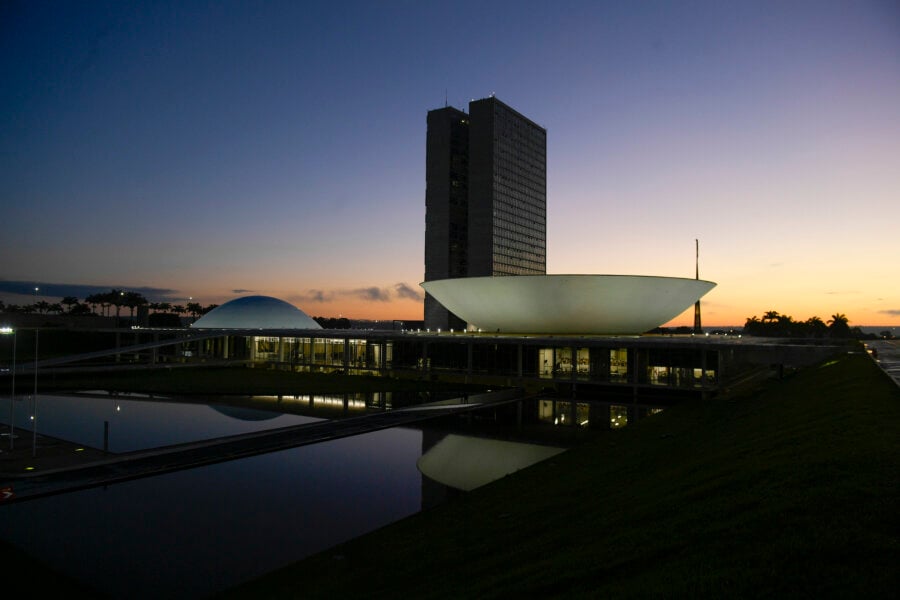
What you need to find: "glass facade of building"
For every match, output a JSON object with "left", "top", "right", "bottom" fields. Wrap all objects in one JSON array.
[
  {"left": 231, "top": 334, "right": 719, "bottom": 393},
  {"left": 468, "top": 97, "right": 547, "bottom": 278}
]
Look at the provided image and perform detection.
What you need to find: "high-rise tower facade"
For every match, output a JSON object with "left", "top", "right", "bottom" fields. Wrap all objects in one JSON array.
[{"left": 424, "top": 96, "right": 546, "bottom": 330}]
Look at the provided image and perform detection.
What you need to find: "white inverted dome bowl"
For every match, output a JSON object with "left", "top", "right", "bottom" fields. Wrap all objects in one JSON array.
[{"left": 420, "top": 275, "right": 715, "bottom": 334}]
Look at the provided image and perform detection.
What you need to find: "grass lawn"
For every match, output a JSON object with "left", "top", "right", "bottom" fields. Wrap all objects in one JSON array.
[{"left": 216, "top": 351, "right": 900, "bottom": 598}]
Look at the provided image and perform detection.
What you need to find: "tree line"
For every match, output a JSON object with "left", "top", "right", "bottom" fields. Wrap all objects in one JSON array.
[
  {"left": 0, "top": 289, "right": 218, "bottom": 322},
  {"left": 742, "top": 310, "right": 888, "bottom": 339}
]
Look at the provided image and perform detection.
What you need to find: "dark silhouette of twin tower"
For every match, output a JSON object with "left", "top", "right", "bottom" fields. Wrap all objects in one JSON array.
[{"left": 424, "top": 96, "right": 546, "bottom": 331}]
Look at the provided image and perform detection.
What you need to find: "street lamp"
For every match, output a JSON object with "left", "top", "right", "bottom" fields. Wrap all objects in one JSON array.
[
  {"left": 32, "top": 325, "right": 38, "bottom": 457},
  {"left": 31, "top": 287, "right": 39, "bottom": 457},
  {"left": 1, "top": 326, "right": 15, "bottom": 450}
]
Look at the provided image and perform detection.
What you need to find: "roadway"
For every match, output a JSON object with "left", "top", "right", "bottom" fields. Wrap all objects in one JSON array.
[{"left": 864, "top": 339, "right": 900, "bottom": 388}]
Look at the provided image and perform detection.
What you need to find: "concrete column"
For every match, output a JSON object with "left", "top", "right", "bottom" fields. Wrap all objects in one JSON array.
[
  {"left": 517, "top": 343, "right": 523, "bottom": 378},
  {"left": 343, "top": 337, "right": 350, "bottom": 374},
  {"left": 571, "top": 345, "right": 577, "bottom": 383},
  {"left": 700, "top": 349, "right": 707, "bottom": 386}
]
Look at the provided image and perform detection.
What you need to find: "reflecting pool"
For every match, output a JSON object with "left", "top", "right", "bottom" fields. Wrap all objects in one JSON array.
[
  {"left": 0, "top": 390, "right": 664, "bottom": 598},
  {"left": 0, "top": 393, "right": 568, "bottom": 598},
  {"left": 1, "top": 426, "right": 426, "bottom": 598}
]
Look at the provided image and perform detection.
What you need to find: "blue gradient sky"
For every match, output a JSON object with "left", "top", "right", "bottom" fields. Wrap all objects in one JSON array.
[{"left": 2, "top": 0, "right": 898, "bottom": 326}]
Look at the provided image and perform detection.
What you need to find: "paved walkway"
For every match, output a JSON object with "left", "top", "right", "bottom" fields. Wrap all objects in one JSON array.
[{"left": 864, "top": 339, "right": 900, "bottom": 388}]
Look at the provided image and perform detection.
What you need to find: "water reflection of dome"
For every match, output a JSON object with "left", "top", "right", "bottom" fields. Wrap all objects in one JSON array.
[
  {"left": 191, "top": 295, "right": 322, "bottom": 329},
  {"left": 210, "top": 405, "right": 281, "bottom": 421},
  {"left": 417, "top": 434, "right": 565, "bottom": 491}
]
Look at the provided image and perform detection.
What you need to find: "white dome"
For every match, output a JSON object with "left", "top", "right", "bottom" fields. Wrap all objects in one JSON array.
[
  {"left": 191, "top": 296, "right": 322, "bottom": 330},
  {"left": 420, "top": 275, "right": 716, "bottom": 334}
]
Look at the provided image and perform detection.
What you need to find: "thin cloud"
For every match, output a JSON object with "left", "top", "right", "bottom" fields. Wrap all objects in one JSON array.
[
  {"left": 350, "top": 287, "right": 391, "bottom": 302},
  {"left": 292, "top": 283, "right": 423, "bottom": 304},
  {"left": 295, "top": 289, "right": 334, "bottom": 303},
  {"left": 395, "top": 282, "right": 423, "bottom": 301},
  {"left": 879, "top": 309, "right": 900, "bottom": 316},
  {"left": 0, "top": 280, "right": 177, "bottom": 301},
  {"left": 231, "top": 289, "right": 254, "bottom": 294}
]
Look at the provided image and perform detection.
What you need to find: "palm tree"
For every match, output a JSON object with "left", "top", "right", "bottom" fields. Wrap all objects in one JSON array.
[
  {"left": 804, "top": 316, "right": 828, "bottom": 338},
  {"left": 761, "top": 310, "right": 780, "bottom": 324},
  {"left": 775, "top": 313, "right": 794, "bottom": 336},
  {"left": 827, "top": 313, "right": 850, "bottom": 338},
  {"left": 110, "top": 289, "right": 125, "bottom": 322},
  {"left": 123, "top": 291, "right": 148, "bottom": 321},
  {"left": 85, "top": 293, "right": 101, "bottom": 315},
  {"left": 61, "top": 296, "right": 79, "bottom": 313},
  {"left": 186, "top": 302, "right": 203, "bottom": 322},
  {"left": 69, "top": 303, "right": 92, "bottom": 316}
]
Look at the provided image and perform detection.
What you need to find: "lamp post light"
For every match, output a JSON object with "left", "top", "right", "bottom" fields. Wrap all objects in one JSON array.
[
  {"left": 32, "top": 326, "right": 38, "bottom": 457},
  {"left": 1, "top": 327, "right": 15, "bottom": 450}
]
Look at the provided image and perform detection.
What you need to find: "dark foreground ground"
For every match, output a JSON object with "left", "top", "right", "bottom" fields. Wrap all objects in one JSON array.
[
  {"left": 2, "top": 352, "right": 898, "bottom": 598},
  {"left": 217, "top": 351, "right": 899, "bottom": 599}
]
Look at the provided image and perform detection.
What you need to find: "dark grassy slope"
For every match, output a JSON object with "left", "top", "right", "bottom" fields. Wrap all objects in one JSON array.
[{"left": 220, "top": 353, "right": 899, "bottom": 599}]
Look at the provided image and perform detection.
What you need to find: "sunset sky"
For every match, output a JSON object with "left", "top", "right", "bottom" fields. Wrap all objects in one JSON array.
[{"left": 2, "top": 1, "right": 898, "bottom": 327}]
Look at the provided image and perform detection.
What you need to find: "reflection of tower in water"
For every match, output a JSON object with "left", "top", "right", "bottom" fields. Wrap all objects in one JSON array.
[{"left": 419, "top": 428, "right": 460, "bottom": 510}]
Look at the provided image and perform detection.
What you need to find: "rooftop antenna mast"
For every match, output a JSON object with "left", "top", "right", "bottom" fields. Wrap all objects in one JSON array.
[
  {"left": 444, "top": 89, "right": 448, "bottom": 108},
  {"left": 693, "top": 239, "right": 702, "bottom": 333}
]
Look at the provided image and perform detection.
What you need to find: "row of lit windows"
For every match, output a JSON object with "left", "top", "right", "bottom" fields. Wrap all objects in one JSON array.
[
  {"left": 493, "top": 217, "right": 546, "bottom": 237},
  {"left": 494, "top": 189, "right": 547, "bottom": 212},
  {"left": 494, "top": 186, "right": 547, "bottom": 211},
  {"left": 493, "top": 250, "right": 546, "bottom": 266},
  {"left": 495, "top": 143, "right": 546, "bottom": 160},
  {"left": 493, "top": 231, "right": 546, "bottom": 251},
  {"left": 494, "top": 146, "right": 546, "bottom": 162},
  {"left": 495, "top": 175, "right": 546, "bottom": 193},
  {"left": 493, "top": 146, "right": 545, "bottom": 165},
  {"left": 493, "top": 114, "right": 545, "bottom": 140},
  {"left": 493, "top": 224, "right": 546, "bottom": 247},
  {"left": 493, "top": 252, "right": 545, "bottom": 269},
  {"left": 495, "top": 215, "right": 544, "bottom": 235},
  {"left": 494, "top": 232, "right": 546, "bottom": 250},
  {"left": 494, "top": 158, "right": 546, "bottom": 177},
  {"left": 494, "top": 199, "right": 546, "bottom": 222},
  {"left": 494, "top": 172, "right": 546, "bottom": 196},
  {"left": 494, "top": 252, "right": 546, "bottom": 271},
  {"left": 494, "top": 264, "right": 544, "bottom": 276},
  {"left": 494, "top": 182, "right": 546, "bottom": 202}
]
